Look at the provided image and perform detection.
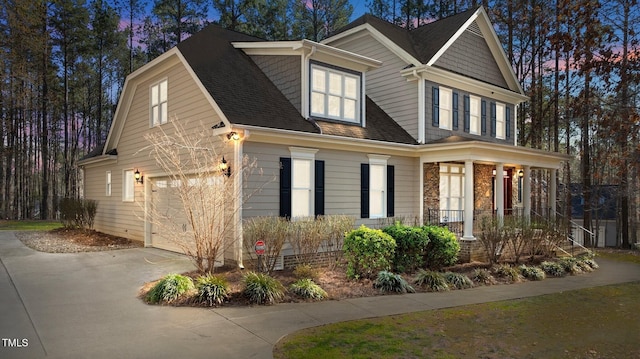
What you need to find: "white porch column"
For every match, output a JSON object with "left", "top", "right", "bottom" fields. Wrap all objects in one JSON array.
[
  {"left": 549, "top": 168, "right": 557, "bottom": 219},
  {"left": 496, "top": 163, "right": 504, "bottom": 225},
  {"left": 523, "top": 165, "right": 531, "bottom": 220},
  {"left": 418, "top": 157, "right": 425, "bottom": 225},
  {"left": 463, "top": 160, "right": 475, "bottom": 240}
]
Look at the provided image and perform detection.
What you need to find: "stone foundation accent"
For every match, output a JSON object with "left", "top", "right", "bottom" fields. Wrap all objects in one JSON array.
[
  {"left": 423, "top": 163, "right": 440, "bottom": 215},
  {"left": 474, "top": 164, "right": 493, "bottom": 212},
  {"left": 458, "top": 239, "right": 488, "bottom": 263}
]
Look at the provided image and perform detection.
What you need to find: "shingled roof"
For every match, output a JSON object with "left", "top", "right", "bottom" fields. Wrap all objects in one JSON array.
[
  {"left": 176, "top": 24, "right": 416, "bottom": 144},
  {"left": 331, "top": 7, "right": 480, "bottom": 65},
  {"left": 177, "top": 26, "right": 319, "bottom": 134}
]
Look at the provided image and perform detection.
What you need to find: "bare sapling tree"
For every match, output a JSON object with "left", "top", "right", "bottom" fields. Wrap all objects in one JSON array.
[{"left": 140, "top": 119, "right": 259, "bottom": 274}]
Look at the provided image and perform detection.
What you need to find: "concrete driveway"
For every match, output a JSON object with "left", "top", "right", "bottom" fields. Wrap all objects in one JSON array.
[{"left": 2, "top": 230, "right": 640, "bottom": 359}]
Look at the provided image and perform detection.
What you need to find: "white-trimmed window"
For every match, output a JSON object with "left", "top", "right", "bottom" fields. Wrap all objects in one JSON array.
[
  {"left": 439, "top": 87, "right": 452, "bottom": 130},
  {"left": 439, "top": 164, "right": 465, "bottom": 221},
  {"left": 106, "top": 171, "right": 112, "bottom": 196},
  {"left": 310, "top": 64, "right": 360, "bottom": 123},
  {"left": 291, "top": 147, "right": 318, "bottom": 218},
  {"left": 123, "top": 169, "right": 134, "bottom": 202},
  {"left": 151, "top": 79, "right": 168, "bottom": 126},
  {"left": 495, "top": 102, "right": 505, "bottom": 139},
  {"left": 469, "top": 95, "right": 481, "bottom": 135}
]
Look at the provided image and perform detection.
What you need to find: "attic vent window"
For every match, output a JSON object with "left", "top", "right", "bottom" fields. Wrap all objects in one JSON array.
[
  {"left": 310, "top": 63, "right": 361, "bottom": 124},
  {"left": 466, "top": 22, "right": 483, "bottom": 38}
]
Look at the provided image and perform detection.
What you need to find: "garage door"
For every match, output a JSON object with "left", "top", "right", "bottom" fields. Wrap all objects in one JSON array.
[{"left": 150, "top": 178, "right": 194, "bottom": 253}]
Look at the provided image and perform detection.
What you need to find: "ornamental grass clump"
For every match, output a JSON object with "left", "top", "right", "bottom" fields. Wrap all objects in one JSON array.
[
  {"left": 443, "top": 272, "right": 474, "bottom": 289},
  {"left": 242, "top": 271, "right": 285, "bottom": 305},
  {"left": 146, "top": 273, "right": 195, "bottom": 304},
  {"left": 471, "top": 268, "right": 496, "bottom": 285},
  {"left": 582, "top": 258, "right": 599, "bottom": 270},
  {"left": 289, "top": 279, "right": 327, "bottom": 300},
  {"left": 493, "top": 264, "right": 522, "bottom": 283},
  {"left": 559, "top": 257, "right": 583, "bottom": 274},
  {"left": 518, "top": 265, "right": 546, "bottom": 281},
  {"left": 540, "top": 261, "right": 566, "bottom": 277},
  {"left": 373, "top": 271, "right": 415, "bottom": 293},
  {"left": 576, "top": 258, "right": 594, "bottom": 272},
  {"left": 195, "top": 274, "right": 229, "bottom": 307},
  {"left": 414, "top": 269, "right": 449, "bottom": 292}
]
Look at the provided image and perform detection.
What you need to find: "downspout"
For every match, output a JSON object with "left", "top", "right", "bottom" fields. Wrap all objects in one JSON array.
[
  {"left": 415, "top": 69, "right": 425, "bottom": 144},
  {"left": 302, "top": 45, "right": 317, "bottom": 119},
  {"left": 235, "top": 130, "right": 249, "bottom": 269}
]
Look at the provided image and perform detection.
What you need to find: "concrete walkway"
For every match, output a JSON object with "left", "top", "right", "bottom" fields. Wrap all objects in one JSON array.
[{"left": 1, "top": 230, "right": 639, "bottom": 359}]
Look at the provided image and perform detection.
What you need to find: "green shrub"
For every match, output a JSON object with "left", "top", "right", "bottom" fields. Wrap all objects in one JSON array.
[
  {"left": 422, "top": 225, "right": 460, "bottom": 269},
  {"left": 382, "top": 222, "right": 430, "bottom": 273},
  {"left": 414, "top": 269, "right": 449, "bottom": 292},
  {"left": 343, "top": 225, "right": 396, "bottom": 279},
  {"left": 146, "top": 273, "right": 195, "bottom": 304},
  {"left": 293, "top": 264, "right": 320, "bottom": 281},
  {"left": 443, "top": 272, "right": 474, "bottom": 289},
  {"left": 59, "top": 198, "right": 99, "bottom": 229},
  {"left": 195, "top": 275, "right": 229, "bottom": 306},
  {"left": 518, "top": 265, "right": 546, "bottom": 281},
  {"left": 373, "top": 271, "right": 415, "bottom": 293},
  {"left": 582, "top": 258, "right": 599, "bottom": 270},
  {"left": 558, "top": 257, "right": 583, "bottom": 274},
  {"left": 540, "top": 261, "right": 566, "bottom": 277},
  {"left": 242, "top": 272, "right": 285, "bottom": 305},
  {"left": 471, "top": 268, "right": 495, "bottom": 285},
  {"left": 289, "top": 279, "right": 327, "bottom": 300},
  {"left": 493, "top": 264, "right": 522, "bottom": 283}
]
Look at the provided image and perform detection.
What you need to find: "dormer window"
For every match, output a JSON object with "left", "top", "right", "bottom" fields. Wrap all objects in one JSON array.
[{"left": 310, "top": 63, "right": 361, "bottom": 124}]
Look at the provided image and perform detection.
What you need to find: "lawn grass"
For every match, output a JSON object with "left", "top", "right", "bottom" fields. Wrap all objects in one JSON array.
[
  {"left": 596, "top": 250, "right": 640, "bottom": 265},
  {"left": 274, "top": 251, "right": 640, "bottom": 359},
  {"left": 0, "top": 220, "right": 62, "bottom": 231}
]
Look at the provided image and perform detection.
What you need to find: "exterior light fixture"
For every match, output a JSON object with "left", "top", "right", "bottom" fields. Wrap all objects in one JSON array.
[
  {"left": 220, "top": 157, "right": 231, "bottom": 177},
  {"left": 227, "top": 131, "right": 240, "bottom": 141},
  {"left": 518, "top": 169, "right": 524, "bottom": 178},
  {"left": 134, "top": 169, "right": 144, "bottom": 184}
]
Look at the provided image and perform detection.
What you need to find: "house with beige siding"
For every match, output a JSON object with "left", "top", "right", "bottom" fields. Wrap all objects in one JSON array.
[{"left": 79, "top": 7, "right": 569, "bottom": 265}]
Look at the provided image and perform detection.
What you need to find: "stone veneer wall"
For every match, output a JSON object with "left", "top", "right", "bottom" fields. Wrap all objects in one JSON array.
[
  {"left": 474, "top": 164, "right": 493, "bottom": 212},
  {"left": 423, "top": 163, "right": 440, "bottom": 216}
]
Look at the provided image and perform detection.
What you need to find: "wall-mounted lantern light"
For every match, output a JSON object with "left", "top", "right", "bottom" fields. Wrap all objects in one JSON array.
[
  {"left": 518, "top": 169, "right": 524, "bottom": 178},
  {"left": 134, "top": 169, "right": 144, "bottom": 184},
  {"left": 220, "top": 157, "right": 231, "bottom": 177},
  {"left": 227, "top": 131, "right": 240, "bottom": 141}
]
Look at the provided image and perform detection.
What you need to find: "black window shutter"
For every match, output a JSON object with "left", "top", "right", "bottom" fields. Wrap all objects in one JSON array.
[
  {"left": 314, "top": 160, "right": 325, "bottom": 217},
  {"left": 463, "top": 95, "right": 470, "bottom": 133},
  {"left": 387, "top": 165, "right": 395, "bottom": 218},
  {"left": 279, "top": 157, "right": 291, "bottom": 218},
  {"left": 452, "top": 92, "right": 459, "bottom": 130},
  {"left": 490, "top": 102, "right": 497, "bottom": 137},
  {"left": 360, "top": 164, "right": 370, "bottom": 218},
  {"left": 505, "top": 106, "right": 511, "bottom": 139},
  {"left": 432, "top": 87, "right": 439, "bottom": 127},
  {"left": 481, "top": 100, "right": 487, "bottom": 135}
]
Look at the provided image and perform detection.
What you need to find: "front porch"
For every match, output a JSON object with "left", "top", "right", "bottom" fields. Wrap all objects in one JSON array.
[{"left": 416, "top": 139, "right": 571, "bottom": 262}]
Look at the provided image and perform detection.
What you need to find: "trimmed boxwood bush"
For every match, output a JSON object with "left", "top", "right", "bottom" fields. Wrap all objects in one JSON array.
[
  {"left": 242, "top": 272, "right": 285, "bottom": 305},
  {"left": 343, "top": 225, "right": 396, "bottom": 279},
  {"left": 422, "top": 225, "right": 460, "bottom": 269},
  {"left": 146, "top": 273, "right": 195, "bottom": 304},
  {"left": 373, "top": 271, "right": 415, "bottom": 293},
  {"left": 382, "top": 222, "right": 430, "bottom": 273}
]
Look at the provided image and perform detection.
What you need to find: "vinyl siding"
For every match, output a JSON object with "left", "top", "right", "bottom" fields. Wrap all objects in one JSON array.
[
  {"left": 330, "top": 34, "right": 419, "bottom": 140},
  {"left": 242, "top": 141, "right": 420, "bottom": 227},
  {"left": 83, "top": 60, "right": 228, "bottom": 242},
  {"left": 251, "top": 55, "right": 302, "bottom": 114},
  {"left": 434, "top": 27, "right": 508, "bottom": 89},
  {"left": 425, "top": 80, "right": 515, "bottom": 144}
]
